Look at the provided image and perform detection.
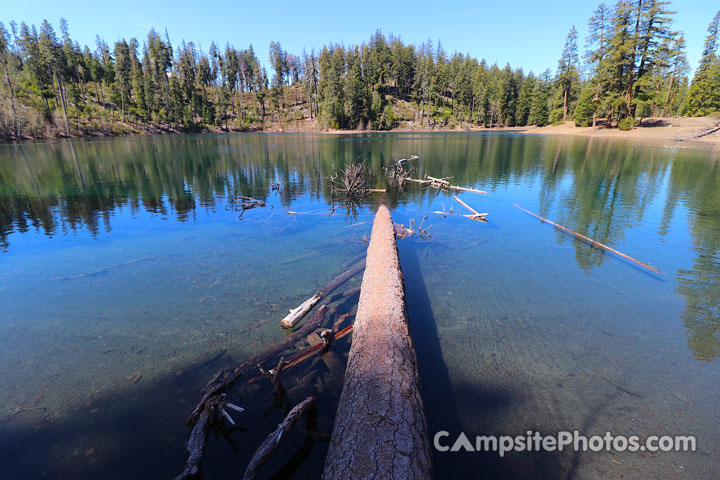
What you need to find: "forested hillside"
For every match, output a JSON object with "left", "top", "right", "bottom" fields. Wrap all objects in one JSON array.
[{"left": 1, "top": 1, "right": 719, "bottom": 140}]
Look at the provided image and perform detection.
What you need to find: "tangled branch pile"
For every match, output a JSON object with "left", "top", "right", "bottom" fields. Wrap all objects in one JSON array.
[
  {"left": 329, "top": 161, "right": 370, "bottom": 199},
  {"left": 384, "top": 158, "right": 417, "bottom": 192}
]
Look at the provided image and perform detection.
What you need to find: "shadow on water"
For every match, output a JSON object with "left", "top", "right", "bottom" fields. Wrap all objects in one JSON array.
[
  {"left": 0, "top": 335, "right": 354, "bottom": 480},
  {"left": 400, "top": 238, "right": 572, "bottom": 479}
]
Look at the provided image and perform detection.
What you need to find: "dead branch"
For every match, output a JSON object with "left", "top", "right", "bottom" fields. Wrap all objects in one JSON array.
[
  {"left": 385, "top": 157, "right": 417, "bottom": 191},
  {"left": 396, "top": 155, "right": 419, "bottom": 165},
  {"left": 176, "top": 396, "right": 223, "bottom": 480},
  {"left": 257, "top": 357, "right": 288, "bottom": 396},
  {"left": 226, "top": 195, "right": 266, "bottom": 219},
  {"left": 187, "top": 368, "right": 243, "bottom": 425},
  {"left": 393, "top": 219, "right": 432, "bottom": 239},
  {"left": 452, "top": 195, "right": 488, "bottom": 221},
  {"left": 280, "top": 259, "right": 365, "bottom": 328},
  {"left": 176, "top": 394, "right": 244, "bottom": 480},
  {"left": 329, "top": 159, "right": 383, "bottom": 199},
  {"left": 251, "top": 324, "right": 354, "bottom": 380},
  {"left": 242, "top": 397, "right": 317, "bottom": 480},
  {"left": 407, "top": 175, "right": 487, "bottom": 194},
  {"left": 513, "top": 203, "right": 661, "bottom": 273}
]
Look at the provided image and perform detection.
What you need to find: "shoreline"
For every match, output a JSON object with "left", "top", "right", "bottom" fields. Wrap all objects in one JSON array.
[
  {"left": 521, "top": 117, "right": 720, "bottom": 146},
  {"left": 2, "top": 118, "right": 718, "bottom": 146}
]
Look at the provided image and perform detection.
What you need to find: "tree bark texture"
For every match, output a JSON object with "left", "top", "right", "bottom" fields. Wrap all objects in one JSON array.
[{"left": 323, "top": 204, "right": 432, "bottom": 480}]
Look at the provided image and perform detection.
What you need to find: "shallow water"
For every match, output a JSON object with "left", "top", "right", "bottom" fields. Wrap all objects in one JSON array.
[{"left": 0, "top": 133, "right": 719, "bottom": 479}]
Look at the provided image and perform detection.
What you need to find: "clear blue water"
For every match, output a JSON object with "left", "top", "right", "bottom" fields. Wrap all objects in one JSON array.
[{"left": 0, "top": 133, "right": 718, "bottom": 479}]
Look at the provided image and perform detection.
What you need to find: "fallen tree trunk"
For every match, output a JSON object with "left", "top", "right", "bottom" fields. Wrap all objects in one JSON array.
[
  {"left": 513, "top": 203, "right": 662, "bottom": 273},
  {"left": 323, "top": 205, "right": 432, "bottom": 480}
]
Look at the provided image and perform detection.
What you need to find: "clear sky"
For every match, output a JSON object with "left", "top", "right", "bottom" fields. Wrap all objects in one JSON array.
[{"left": 2, "top": 0, "right": 717, "bottom": 76}]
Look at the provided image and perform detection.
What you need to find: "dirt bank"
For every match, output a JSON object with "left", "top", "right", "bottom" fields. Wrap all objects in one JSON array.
[{"left": 523, "top": 117, "right": 720, "bottom": 145}]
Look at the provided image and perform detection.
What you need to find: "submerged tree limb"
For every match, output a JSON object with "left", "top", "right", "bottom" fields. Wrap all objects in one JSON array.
[
  {"left": 175, "top": 396, "right": 221, "bottom": 480},
  {"left": 513, "top": 203, "right": 662, "bottom": 273},
  {"left": 280, "top": 259, "right": 365, "bottom": 328},
  {"left": 243, "top": 396, "right": 317, "bottom": 480},
  {"left": 52, "top": 255, "right": 168, "bottom": 280},
  {"left": 187, "top": 368, "right": 243, "bottom": 425}
]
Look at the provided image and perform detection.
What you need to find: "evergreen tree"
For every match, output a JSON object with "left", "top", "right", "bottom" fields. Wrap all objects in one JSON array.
[
  {"left": 687, "top": 11, "right": 720, "bottom": 115},
  {"left": 554, "top": 26, "right": 580, "bottom": 122},
  {"left": 530, "top": 69, "right": 553, "bottom": 126}
]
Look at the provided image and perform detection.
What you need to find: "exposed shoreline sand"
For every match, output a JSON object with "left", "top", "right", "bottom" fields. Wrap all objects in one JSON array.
[{"left": 521, "top": 117, "right": 720, "bottom": 146}]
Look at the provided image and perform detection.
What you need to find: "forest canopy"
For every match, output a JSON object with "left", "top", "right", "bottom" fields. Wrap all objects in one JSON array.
[{"left": 0, "top": 1, "right": 719, "bottom": 140}]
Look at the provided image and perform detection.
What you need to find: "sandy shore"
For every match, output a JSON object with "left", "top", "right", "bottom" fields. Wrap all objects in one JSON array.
[{"left": 522, "top": 117, "right": 720, "bottom": 145}]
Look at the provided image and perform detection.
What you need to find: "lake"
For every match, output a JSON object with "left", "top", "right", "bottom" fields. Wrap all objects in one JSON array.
[{"left": 0, "top": 132, "right": 718, "bottom": 479}]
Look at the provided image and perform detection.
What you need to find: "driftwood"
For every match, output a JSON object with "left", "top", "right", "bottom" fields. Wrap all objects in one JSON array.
[
  {"left": 251, "top": 324, "right": 355, "bottom": 382},
  {"left": 385, "top": 156, "right": 418, "bottom": 191},
  {"left": 227, "top": 195, "right": 266, "bottom": 219},
  {"left": 178, "top": 273, "right": 361, "bottom": 480},
  {"left": 324, "top": 205, "right": 432, "bottom": 480},
  {"left": 188, "top": 368, "right": 243, "bottom": 424},
  {"left": 452, "top": 195, "right": 488, "bottom": 220},
  {"left": 513, "top": 203, "right": 662, "bottom": 273},
  {"left": 280, "top": 293, "right": 324, "bottom": 329},
  {"left": 280, "top": 259, "right": 366, "bottom": 328},
  {"left": 242, "top": 397, "right": 317, "bottom": 480},
  {"left": 678, "top": 122, "right": 720, "bottom": 141},
  {"left": 407, "top": 175, "right": 487, "bottom": 194},
  {"left": 176, "top": 396, "right": 223, "bottom": 480},
  {"left": 176, "top": 394, "right": 244, "bottom": 480},
  {"left": 393, "top": 220, "right": 432, "bottom": 239},
  {"left": 397, "top": 155, "right": 419, "bottom": 165},
  {"left": 329, "top": 161, "right": 369, "bottom": 198},
  {"left": 257, "top": 357, "right": 288, "bottom": 396}
]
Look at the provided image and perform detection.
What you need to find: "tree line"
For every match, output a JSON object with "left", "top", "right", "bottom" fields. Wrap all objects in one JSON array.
[{"left": 1, "top": 1, "right": 719, "bottom": 140}]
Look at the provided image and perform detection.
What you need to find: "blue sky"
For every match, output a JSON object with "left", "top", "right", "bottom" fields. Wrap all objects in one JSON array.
[{"left": 2, "top": 0, "right": 717, "bottom": 76}]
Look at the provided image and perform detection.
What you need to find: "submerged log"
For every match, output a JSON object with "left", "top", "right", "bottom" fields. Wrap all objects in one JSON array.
[
  {"left": 452, "top": 194, "right": 488, "bottom": 221},
  {"left": 280, "top": 259, "right": 366, "bottom": 328},
  {"left": 323, "top": 205, "right": 432, "bottom": 480},
  {"left": 242, "top": 396, "right": 317, "bottom": 480},
  {"left": 513, "top": 203, "right": 662, "bottom": 273},
  {"left": 175, "top": 396, "right": 222, "bottom": 480}
]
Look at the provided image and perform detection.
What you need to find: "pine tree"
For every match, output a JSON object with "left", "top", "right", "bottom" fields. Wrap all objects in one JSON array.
[
  {"left": 515, "top": 72, "right": 535, "bottom": 126},
  {"left": 555, "top": 26, "right": 580, "bottom": 122},
  {"left": 0, "top": 22, "right": 19, "bottom": 137},
  {"left": 687, "top": 11, "right": 720, "bottom": 116},
  {"left": 530, "top": 69, "right": 552, "bottom": 126}
]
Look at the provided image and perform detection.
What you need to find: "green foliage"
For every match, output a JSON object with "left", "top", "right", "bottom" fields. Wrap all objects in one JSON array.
[
  {"left": 0, "top": 10, "right": 707, "bottom": 140},
  {"left": 618, "top": 116, "right": 635, "bottom": 130},
  {"left": 573, "top": 84, "right": 598, "bottom": 127},
  {"left": 687, "top": 11, "right": 720, "bottom": 116}
]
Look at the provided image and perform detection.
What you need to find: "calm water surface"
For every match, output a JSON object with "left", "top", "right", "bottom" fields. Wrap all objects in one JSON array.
[{"left": 0, "top": 133, "right": 719, "bottom": 479}]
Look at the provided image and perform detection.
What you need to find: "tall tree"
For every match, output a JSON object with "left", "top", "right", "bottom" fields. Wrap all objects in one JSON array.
[
  {"left": 687, "top": 11, "right": 720, "bottom": 116},
  {"left": 555, "top": 26, "right": 580, "bottom": 122},
  {"left": 0, "top": 22, "right": 19, "bottom": 137}
]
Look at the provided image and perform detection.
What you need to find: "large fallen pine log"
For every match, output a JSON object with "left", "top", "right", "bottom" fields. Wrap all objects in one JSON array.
[{"left": 323, "top": 205, "right": 432, "bottom": 480}]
